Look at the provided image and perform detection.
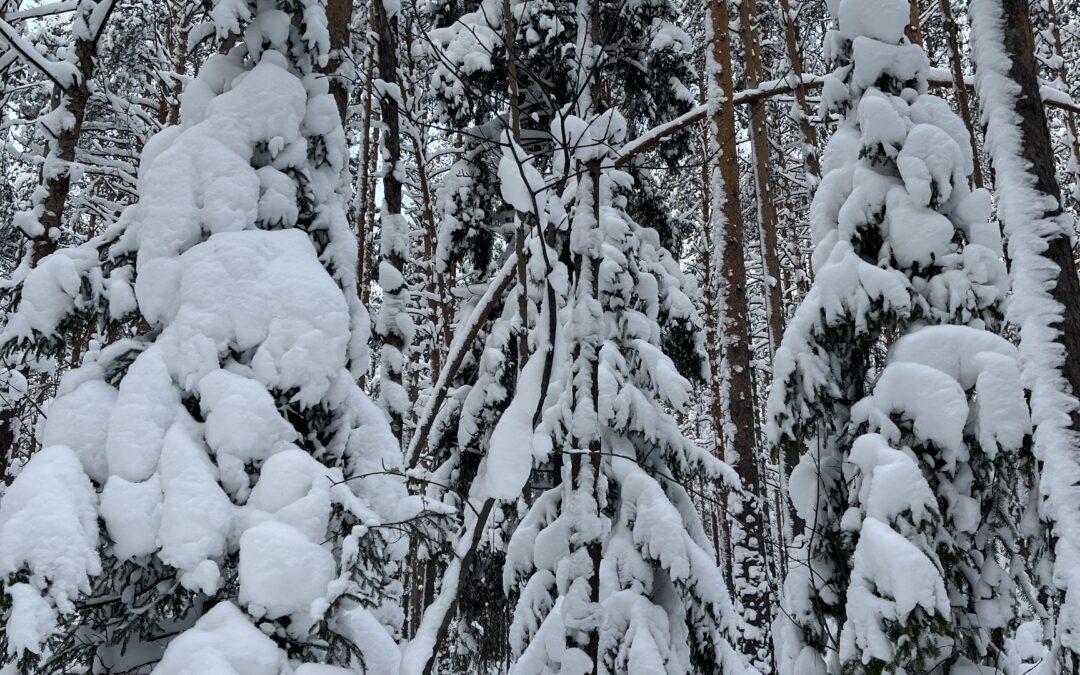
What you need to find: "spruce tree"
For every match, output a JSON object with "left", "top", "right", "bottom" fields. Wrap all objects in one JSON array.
[
  {"left": 768, "top": 0, "right": 1037, "bottom": 671},
  {"left": 0, "top": 2, "right": 419, "bottom": 671}
]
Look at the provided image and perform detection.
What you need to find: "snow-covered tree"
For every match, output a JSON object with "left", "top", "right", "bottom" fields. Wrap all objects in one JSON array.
[
  {"left": 768, "top": 0, "right": 1037, "bottom": 671},
  {"left": 969, "top": 0, "right": 1080, "bottom": 666},
  {"left": 498, "top": 107, "right": 746, "bottom": 674},
  {"left": 394, "top": 0, "right": 718, "bottom": 670},
  {"left": 0, "top": 1, "right": 432, "bottom": 671}
]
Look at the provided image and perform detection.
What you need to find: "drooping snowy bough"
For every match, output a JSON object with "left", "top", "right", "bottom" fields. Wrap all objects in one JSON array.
[
  {"left": 0, "top": 2, "right": 427, "bottom": 672},
  {"left": 767, "top": 0, "right": 1039, "bottom": 671}
]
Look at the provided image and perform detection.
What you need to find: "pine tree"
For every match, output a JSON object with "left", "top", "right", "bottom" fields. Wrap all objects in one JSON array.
[
  {"left": 769, "top": 0, "right": 1036, "bottom": 670},
  {"left": 0, "top": 2, "right": 424, "bottom": 671}
]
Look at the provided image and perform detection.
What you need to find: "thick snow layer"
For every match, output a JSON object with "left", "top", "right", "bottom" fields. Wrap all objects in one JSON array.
[
  {"left": 484, "top": 347, "right": 544, "bottom": 500},
  {"left": 330, "top": 607, "right": 402, "bottom": 674},
  {"left": 244, "top": 448, "right": 334, "bottom": 543},
  {"left": 158, "top": 424, "right": 235, "bottom": 594},
  {"left": 100, "top": 474, "right": 163, "bottom": 560},
  {"left": 160, "top": 229, "right": 351, "bottom": 405},
  {"left": 42, "top": 376, "right": 117, "bottom": 483},
  {"left": 0, "top": 447, "right": 101, "bottom": 653},
  {"left": 135, "top": 57, "right": 306, "bottom": 280},
  {"left": 105, "top": 345, "right": 179, "bottom": 482},
  {"left": 857, "top": 92, "right": 906, "bottom": 157},
  {"left": 837, "top": 0, "right": 908, "bottom": 43},
  {"left": 883, "top": 187, "right": 955, "bottom": 268},
  {"left": 840, "top": 518, "right": 948, "bottom": 664},
  {"left": 499, "top": 133, "right": 546, "bottom": 216},
  {"left": 153, "top": 602, "right": 285, "bottom": 675},
  {"left": 886, "top": 326, "right": 1031, "bottom": 456},
  {"left": 888, "top": 324, "right": 1017, "bottom": 389},
  {"left": 896, "top": 124, "right": 965, "bottom": 208},
  {"left": 4, "top": 584, "right": 56, "bottom": 656},
  {"left": 848, "top": 434, "right": 937, "bottom": 526},
  {"left": 909, "top": 95, "right": 977, "bottom": 175},
  {"left": 238, "top": 521, "right": 335, "bottom": 624},
  {"left": 973, "top": 352, "right": 1031, "bottom": 455},
  {"left": 198, "top": 369, "right": 297, "bottom": 462},
  {"left": 0, "top": 248, "right": 98, "bottom": 342},
  {"left": 851, "top": 40, "right": 928, "bottom": 95},
  {"left": 854, "top": 362, "right": 969, "bottom": 461}
]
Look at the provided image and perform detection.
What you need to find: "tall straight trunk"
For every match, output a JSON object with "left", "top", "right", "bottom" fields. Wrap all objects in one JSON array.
[
  {"left": 987, "top": 0, "right": 1080, "bottom": 446},
  {"left": 373, "top": 0, "right": 411, "bottom": 445},
  {"left": 503, "top": 0, "right": 531, "bottom": 372},
  {"left": 402, "top": 17, "right": 446, "bottom": 386},
  {"left": 565, "top": 158, "right": 604, "bottom": 673},
  {"left": 971, "top": 0, "right": 1080, "bottom": 666},
  {"left": 698, "top": 66, "right": 733, "bottom": 582},
  {"left": 737, "top": 0, "right": 785, "bottom": 357},
  {"left": 1046, "top": 0, "right": 1080, "bottom": 199},
  {"left": 708, "top": 0, "right": 773, "bottom": 668},
  {"left": 561, "top": 5, "right": 603, "bottom": 667},
  {"left": 27, "top": 0, "right": 114, "bottom": 266},
  {"left": 776, "top": 0, "right": 821, "bottom": 190},
  {"left": 736, "top": 0, "right": 790, "bottom": 605},
  {"left": 362, "top": 123, "right": 380, "bottom": 309},
  {"left": 907, "top": 0, "right": 923, "bottom": 45},
  {"left": 356, "top": 35, "right": 376, "bottom": 302},
  {"left": 165, "top": 0, "right": 190, "bottom": 126},
  {"left": 322, "top": 0, "right": 353, "bottom": 121},
  {"left": 939, "top": 0, "right": 984, "bottom": 187}
]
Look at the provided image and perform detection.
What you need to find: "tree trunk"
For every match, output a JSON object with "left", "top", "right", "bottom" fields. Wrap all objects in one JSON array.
[
  {"left": 166, "top": 0, "right": 190, "bottom": 126},
  {"left": 737, "top": 0, "right": 785, "bottom": 357},
  {"left": 776, "top": 0, "right": 821, "bottom": 190},
  {"left": 28, "top": 0, "right": 114, "bottom": 266},
  {"left": 708, "top": 0, "right": 773, "bottom": 668},
  {"left": 321, "top": 0, "right": 353, "bottom": 121},
  {"left": 907, "top": 0, "right": 923, "bottom": 45},
  {"left": 939, "top": 0, "right": 985, "bottom": 188},
  {"left": 992, "top": 0, "right": 1080, "bottom": 429},
  {"left": 971, "top": 0, "right": 1080, "bottom": 666},
  {"left": 372, "top": 0, "right": 411, "bottom": 445},
  {"left": 356, "top": 34, "right": 376, "bottom": 302},
  {"left": 698, "top": 64, "right": 733, "bottom": 582},
  {"left": 1046, "top": 0, "right": 1080, "bottom": 199}
]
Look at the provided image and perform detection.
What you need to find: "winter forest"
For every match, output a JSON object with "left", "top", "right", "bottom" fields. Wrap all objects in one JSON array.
[{"left": 3, "top": 0, "right": 1080, "bottom": 672}]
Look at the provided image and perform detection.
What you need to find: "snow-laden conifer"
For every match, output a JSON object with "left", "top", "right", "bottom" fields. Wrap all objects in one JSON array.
[
  {"left": 0, "top": 1, "right": 431, "bottom": 671},
  {"left": 768, "top": 0, "right": 1037, "bottom": 671}
]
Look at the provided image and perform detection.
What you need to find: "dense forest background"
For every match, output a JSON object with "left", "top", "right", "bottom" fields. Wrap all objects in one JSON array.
[{"left": 1, "top": 0, "right": 1080, "bottom": 673}]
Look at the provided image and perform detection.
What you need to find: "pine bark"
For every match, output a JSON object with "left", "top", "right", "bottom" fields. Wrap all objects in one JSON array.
[
  {"left": 29, "top": 1, "right": 114, "bottom": 266},
  {"left": 1046, "top": 0, "right": 1080, "bottom": 196},
  {"left": 994, "top": 0, "right": 1080, "bottom": 430},
  {"left": 939, "top": 0, "right": 985, "bottom": 187},
  {"left": 708, "top": 0, "right": 773, "bottom": 666},
  {"left": 356, "top": 34, "right": 377, "bottom": 302},
  {"left": 373, "top": 0, "right": 410, "bottom": 444},
  {"left": 322, "top": 0, "right": 353, "bottom": 121},
  {"left": 776, "top": 0, "right": 821, "bottom": 189},
  {"left": 698, "top": 65, "right": 733, "bottom": 583},
  {"left": 737, "top": 0, "right": 785, "bottom": 356}
]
